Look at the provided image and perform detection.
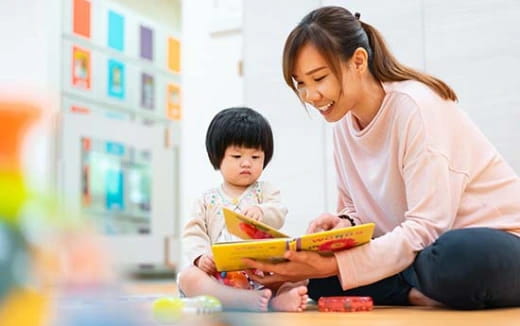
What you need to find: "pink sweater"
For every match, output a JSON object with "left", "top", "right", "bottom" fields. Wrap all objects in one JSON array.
[{"left": 333, "top": 80, "right": 520, "bottom": 290}]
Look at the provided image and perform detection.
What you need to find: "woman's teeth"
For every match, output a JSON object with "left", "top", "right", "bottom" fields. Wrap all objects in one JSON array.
[{"left": 318, "top": 102, "right": 334, "bottom": 111}]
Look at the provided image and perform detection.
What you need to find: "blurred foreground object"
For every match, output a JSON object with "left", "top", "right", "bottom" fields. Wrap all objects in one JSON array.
[
  {"left": 152, "top": 295, "right": 223, "bottom": 323},
  {"left": 0, "top": 99, "right": 120, "bottom": 325},
  {"left": 0, "top": 100, "right": 50, "bottom": 325}
]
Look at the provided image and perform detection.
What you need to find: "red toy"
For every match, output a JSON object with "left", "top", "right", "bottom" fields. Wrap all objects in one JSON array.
[
  {"left": 214, "top": 271, "right": 251, "bottom": 290},
  {"left": 318, "top": 296, "right": 373, "bottom": 312}
]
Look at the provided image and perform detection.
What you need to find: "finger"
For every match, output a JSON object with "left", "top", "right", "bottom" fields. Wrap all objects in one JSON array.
[
  {"left": 284, "top": 250, "right": 310, "bottom": 263},
  {"left": 242, "top": 258, "right": 280, "bottom": 273},
  {"left": 248, "top": 272, "right": 285, "bottom": 284},
  {"left": 306, "top": 221, "right": 319, "bottom": 233},
  {"left": 241, "top": 258, "right": 264, "bottom": 270}
]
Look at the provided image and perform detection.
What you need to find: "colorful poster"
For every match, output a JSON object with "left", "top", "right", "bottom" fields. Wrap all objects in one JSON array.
[
  {"left": 107, "top": 59, "right": 125, "bottom": 99},
  {"left": 167, "top": 83, "right": 181, "bottom": 120},
  {"left": 140, "top": 73, "right": 155, "bottom": 110},
  {"left": 108, "top": 10, "right": 125, "bottom": 51},
  {"left": 105, "top": 168, "right": 124, "bottom": 211},
  {"left": 72, "top": 46, "right": 91, "bottom": 89},
  {"left": 168, "top": 37, "right": 181, "bottom": 73},
  {"left": 73, "top": 0, "right": 91, "bottom": 38},
  {"left": 140, "top": 25, "right": 154, "bottom": 61}
]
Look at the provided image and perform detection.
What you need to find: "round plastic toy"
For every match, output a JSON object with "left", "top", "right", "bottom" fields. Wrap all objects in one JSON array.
[{"left": 152, "top": 295, "right": 222, "bottom": 323}]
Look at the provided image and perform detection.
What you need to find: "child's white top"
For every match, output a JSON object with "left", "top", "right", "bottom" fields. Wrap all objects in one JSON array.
[
  {"left": 333, "top": 80, "right": 520, "bottom": 290},
  {"left": 181, "top": 181, "right": 287, "bottom": 269}
]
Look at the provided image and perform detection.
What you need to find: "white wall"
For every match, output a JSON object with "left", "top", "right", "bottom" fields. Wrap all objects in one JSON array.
[
  {"left": 242, "top": 0, "right": 520, "bottom": 235},
  {"left": 243, "top": 0, "right": 331, "bottom": 236},
  {"left": 180, "top": 0, "right": 245, "bottom": 230}
]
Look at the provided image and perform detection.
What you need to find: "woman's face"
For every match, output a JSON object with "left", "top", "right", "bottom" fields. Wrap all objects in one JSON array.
[{"left": 292, "top": 43, "right": 360, "bottom": 122}]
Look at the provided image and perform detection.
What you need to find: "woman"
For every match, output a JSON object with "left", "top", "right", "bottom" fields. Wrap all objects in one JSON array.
[{"left": 244, "top": 6, "right": 520, "bottom": 310}]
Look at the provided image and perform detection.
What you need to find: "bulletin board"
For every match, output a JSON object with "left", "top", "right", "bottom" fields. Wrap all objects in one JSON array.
[{"left": 62, "top": 0, "right": 183, "bottom": 122}]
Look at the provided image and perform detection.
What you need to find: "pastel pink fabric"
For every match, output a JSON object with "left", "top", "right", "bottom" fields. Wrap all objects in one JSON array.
[{"left": 332, "top": 80, "right": 520, "bottom": 290}]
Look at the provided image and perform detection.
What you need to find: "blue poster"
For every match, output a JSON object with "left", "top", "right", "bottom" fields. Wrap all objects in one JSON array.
[
  {"left": 107, "top": 59, "right": 125, "bottom": 99},
  {"left": 108, "top": 10, "right": 125, "bottom": 51},
  {"left": 105, "top": 168, "right": 124, "bottom": 211}
]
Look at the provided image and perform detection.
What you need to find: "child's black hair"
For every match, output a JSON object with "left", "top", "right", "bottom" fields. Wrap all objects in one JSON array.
[{"left": 206, "top": 107, "right": 274, "bottom": 170}]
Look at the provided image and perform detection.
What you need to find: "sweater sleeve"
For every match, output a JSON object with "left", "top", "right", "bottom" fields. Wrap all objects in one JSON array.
[
  {"left": 334, "top": 147, "right": 363, "bottom": 226},
  {"left": 181, "top": 197, "right": 212, "bottom": 269},
  {"left": 335, "top": 110, "right": 468, "bottom": 290},
  {"left": 255, "top": 181, "right": 287, "bottom": 229}
]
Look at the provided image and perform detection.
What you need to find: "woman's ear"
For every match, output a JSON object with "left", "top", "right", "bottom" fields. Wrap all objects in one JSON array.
[{"left": 352, "top": 47, "right": 369, "bottom": 73}]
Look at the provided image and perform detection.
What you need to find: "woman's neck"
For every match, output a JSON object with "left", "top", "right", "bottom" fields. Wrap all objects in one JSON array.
[{"left": 352, "top": 77, "right": 385, "bottom": 130}]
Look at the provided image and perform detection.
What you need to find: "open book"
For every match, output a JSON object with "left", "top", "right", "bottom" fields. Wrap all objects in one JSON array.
[{"left": 211, "top": 208, "right": 375, "bottom": 272}]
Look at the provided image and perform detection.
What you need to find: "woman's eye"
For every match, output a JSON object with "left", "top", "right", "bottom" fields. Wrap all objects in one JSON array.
[{"left": 315, "top": 75, "right": 326, "bottom": 82}]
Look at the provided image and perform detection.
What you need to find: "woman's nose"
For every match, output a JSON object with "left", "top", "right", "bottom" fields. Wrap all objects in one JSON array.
[{"left": 303, "top": 87, "right": 321, "bottom": 105}]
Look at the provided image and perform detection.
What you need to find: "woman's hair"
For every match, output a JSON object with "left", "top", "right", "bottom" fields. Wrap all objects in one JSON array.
[
  {"left": 283, "top": 6, "right": 457, "bottom": 101},
  {"left": 206, "top": 107, "right": 274, "bottom": 170}
]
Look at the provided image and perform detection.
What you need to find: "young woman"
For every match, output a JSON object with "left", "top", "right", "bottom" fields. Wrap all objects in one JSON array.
[{"left": 244, "top": 6, "right": 520, "bottom": 310}]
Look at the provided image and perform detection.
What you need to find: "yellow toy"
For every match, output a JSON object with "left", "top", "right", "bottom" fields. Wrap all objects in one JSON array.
[{"left": 152, "top": 295, "right": 222, "bottom": 323}]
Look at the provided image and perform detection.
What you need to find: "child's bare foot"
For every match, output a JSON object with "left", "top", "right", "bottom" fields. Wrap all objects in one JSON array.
[
  {"left": 227, "top": 288, "right": 272, "bottom": 312},
  {"left": 408, "top": 288, "right": 443, "bottom": 307},
  {"left": 270, "top": 285, "right": 308, "bottom": 312}
]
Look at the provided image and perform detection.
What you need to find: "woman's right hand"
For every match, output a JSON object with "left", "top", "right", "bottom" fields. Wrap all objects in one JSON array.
[{"left": 306, "top": 213, "right": 351, "bottom": 233}]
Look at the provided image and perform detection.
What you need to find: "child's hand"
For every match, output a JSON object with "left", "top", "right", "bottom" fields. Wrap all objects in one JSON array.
[
  {"left": 196, "top": 254, "right": 217, "bottom": 274},
  {"left": 242, "top": 206, "right": 263, "bottom": 221}
]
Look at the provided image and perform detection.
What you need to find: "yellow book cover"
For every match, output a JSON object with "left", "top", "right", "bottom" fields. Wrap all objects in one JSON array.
[{"left": 212, "top": 208, "right": 375, "bottom": 272}]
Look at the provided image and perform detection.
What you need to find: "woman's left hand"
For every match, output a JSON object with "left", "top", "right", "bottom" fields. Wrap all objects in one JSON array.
[{"left": 243, "top": 251, "right": 339, "bottom": 286}]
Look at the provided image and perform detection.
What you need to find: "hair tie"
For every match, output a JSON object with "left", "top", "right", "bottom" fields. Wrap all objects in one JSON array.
[{"left": 354, "top": 12, "right": 361, "bottom": 20}]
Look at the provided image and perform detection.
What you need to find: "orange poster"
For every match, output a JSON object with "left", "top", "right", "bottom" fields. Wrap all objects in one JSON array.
[
  {"left": 73, "top": 0, "right": 91, "bottom": 38},
  {"left": 72, "top": 46, "right": 91, "bottom": 90},
  {"left": 167, "top": 83, "right": 181, "bottom": 121},
  {"left": 167, "top": 37, "right": 181, "bottom": 73}
]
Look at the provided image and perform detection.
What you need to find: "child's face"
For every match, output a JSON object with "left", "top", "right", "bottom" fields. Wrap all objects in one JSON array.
[{"left": 220, "top": 146, "right": 265, "bottom": 188}]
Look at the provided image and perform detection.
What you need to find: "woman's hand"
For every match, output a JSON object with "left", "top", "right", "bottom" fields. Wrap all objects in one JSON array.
[
  {"left": 243, "top": 251, "right": 339, "bottom": 286},
  {"left": 306, "top": 213, "right": 351, "bottom": 233}
]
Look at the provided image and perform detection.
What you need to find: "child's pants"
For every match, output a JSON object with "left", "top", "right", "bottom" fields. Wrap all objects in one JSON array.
[{"left": 308, "top": 228, "right": 520, "bottom": 310}]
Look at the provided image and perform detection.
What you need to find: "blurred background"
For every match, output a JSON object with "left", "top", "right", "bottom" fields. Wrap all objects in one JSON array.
[{"left": 1, "top": 1, "right": 519, "bottom": 322}]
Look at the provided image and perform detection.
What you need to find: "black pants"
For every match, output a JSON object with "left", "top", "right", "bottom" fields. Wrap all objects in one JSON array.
[{"left": 308, "top": 228, "right": 520, "bottom": 310}]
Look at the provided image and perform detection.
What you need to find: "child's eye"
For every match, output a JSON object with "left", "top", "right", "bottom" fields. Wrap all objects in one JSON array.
[
  {"left": 231, "top": 155, "right": 241, "bottom": 159},
  {"left": 252, "top": 156, "right": 260, "bottom": 159}
]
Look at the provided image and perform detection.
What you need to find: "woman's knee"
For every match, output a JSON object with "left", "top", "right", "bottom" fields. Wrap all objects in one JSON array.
[{"left": 413, "top": 228, "right": 520, "bottom": 309}]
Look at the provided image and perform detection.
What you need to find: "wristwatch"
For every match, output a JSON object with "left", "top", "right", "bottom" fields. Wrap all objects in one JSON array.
[{"left": 338, "top": 214, "right": 356, "bottom": 226}]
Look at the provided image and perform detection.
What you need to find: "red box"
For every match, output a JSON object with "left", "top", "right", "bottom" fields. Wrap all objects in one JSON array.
[{"left": 318, "top": 296, "right": 373, "bottom": 312}]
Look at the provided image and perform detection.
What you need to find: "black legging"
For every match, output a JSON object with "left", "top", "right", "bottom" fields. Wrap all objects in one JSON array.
[{"left": 308, "top": 228, "right": 520, "bottom": 310}]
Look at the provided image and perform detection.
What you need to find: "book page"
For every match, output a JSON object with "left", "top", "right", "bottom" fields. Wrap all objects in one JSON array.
[{"left": 223, "top": 208, "right": 289, "bottom": 240}]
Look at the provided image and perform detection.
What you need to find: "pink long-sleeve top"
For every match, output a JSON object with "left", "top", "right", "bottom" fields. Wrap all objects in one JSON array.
[{"left": 333, "top": 80, "right": 520, "bottom": 290}]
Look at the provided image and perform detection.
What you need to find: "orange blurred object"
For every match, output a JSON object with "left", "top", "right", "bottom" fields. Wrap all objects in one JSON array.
[
  {"left": 0, "top": 100, "right": 42, "bottom": 221},
  {"left": 0, "top": 101, "right": 41, "bottom": 171}
]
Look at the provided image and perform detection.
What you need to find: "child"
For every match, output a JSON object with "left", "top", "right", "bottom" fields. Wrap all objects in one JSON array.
[{"left": 178, "top": 107, "right": 308, "bottom": 312}]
